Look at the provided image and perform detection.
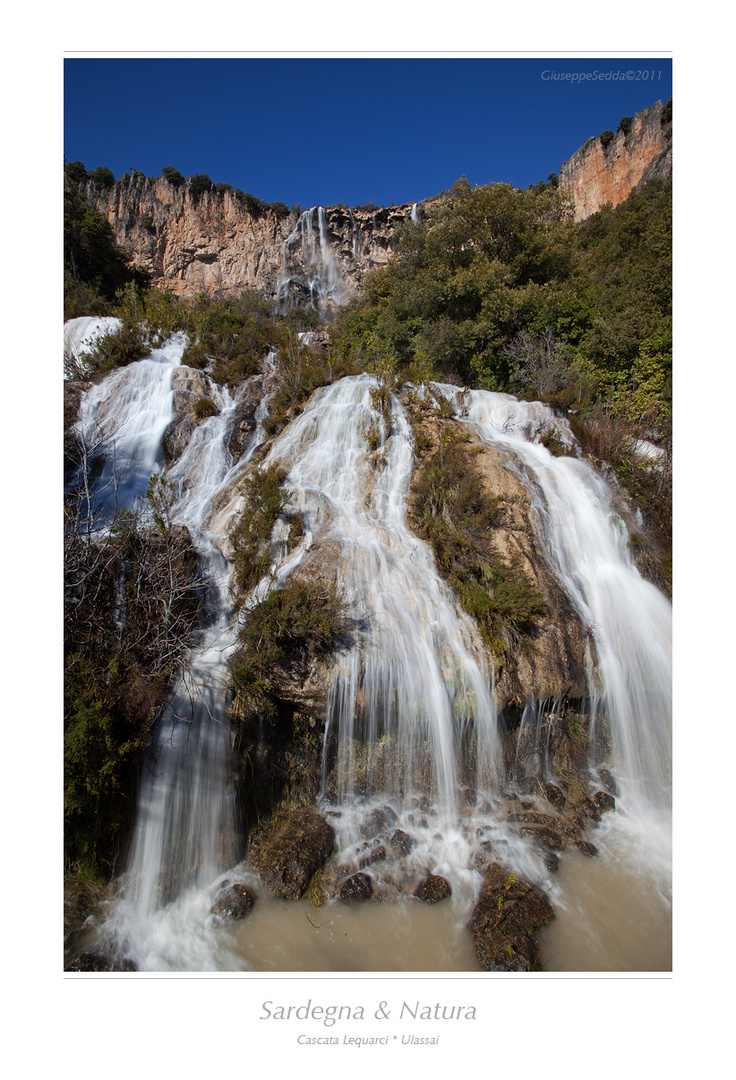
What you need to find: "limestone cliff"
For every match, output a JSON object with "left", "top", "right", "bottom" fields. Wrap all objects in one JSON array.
[
  {"left": 559, "top": 99, "right": 672, "bottom": 220},
  {"left": 82, "top": 175, "right": 414, "bottom": 309}
]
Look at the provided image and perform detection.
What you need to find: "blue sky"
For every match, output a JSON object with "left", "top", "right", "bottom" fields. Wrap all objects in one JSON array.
[{"left": 64, "top": 57, "right": 672, "bottom": 209}]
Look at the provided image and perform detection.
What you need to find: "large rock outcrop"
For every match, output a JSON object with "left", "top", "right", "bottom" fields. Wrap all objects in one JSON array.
[
  {"left": 559, "top": 99, "right": 672, "bottom": 220},
  {"left": 81, "top": 175, "right": 415, "bottom": 309}
]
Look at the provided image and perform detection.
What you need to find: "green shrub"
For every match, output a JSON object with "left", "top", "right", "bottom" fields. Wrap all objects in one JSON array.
[
  {"left": 236, "top": 190, "right": 270, "bottom": 217},
  {"left": 618, "top": 116, "right": 633, "bottom": 136},
  {"left": 263, "top": 332, "right": 360, "bottom": 437},
  {"left": 186, "top": 291, "right": 276, "bottom": 387},
  {"left": 181, "top": 341, "right": 209, "bottom": 369},
  {"left": 87, "top": 318, "right": 150, "bottom": 373},
  {"left": 408, "top": 426, "right": 544, "bottom": 656},
  {"left": 194, "top": 397, "right": 218, "bottom": 420},
  {"left": 599, "top": 130, "right": 615, "bottom": 149},
  {"left": 232, "top": 577, "right": 345, "bottom": 716},
  {"left": 64, "top": 183, "right": 147, "bottom": 309},
  {"left": 230, "top": 465, "right": 290, "bottom": 595}
]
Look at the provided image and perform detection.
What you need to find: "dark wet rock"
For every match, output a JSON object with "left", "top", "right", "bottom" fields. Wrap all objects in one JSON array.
[
  {"left": 389, "top": 829, "right": 415, "bottom": 856},
  {"left": 469, "top": 862, "right": 554, "bottom": 972},
  {"left": 414, "top": 875, "right": 452, "bottom": 904},
  {"left": 519, "top": 824, "right": 567, "bottom": 850},
  {"left": 579, "top": 796, "right": 602, "bottom": 822},
  {"left": 543, "top": 782, "right": 566, "bottom": 809},
  {"left": 574, "top": 839, "right": 599, "bottom": 857},
  {"left": 543, "top": 852, "right": 560, "bottom": 874},
  {"left": 359, "top": 806, "right": 397, "bottom": 839},
  {"left": 559, "top": 819, "right": 583, "bottom": 844},
  {"left": 339, "top": 872, "right": 374, "bottom": 901},
  {"left": 161, "top": 414, "right": 196, "bottom": 464},
  {"left": 507, "top": 810, "right": 560, "bottom": 827},
  {"left": 359, "top": 844, "right": 387, "bottom": 869},
  {"left": 210, "top": 883, "right": 255, "bottom": 919},
  {"left": 249, "top": 809, "right": 335, "bottom": 900},
  {"left": 65, "top": 953, "right": 137, "bottom": 972},
  {"left": 593, "top": 790, "right": 616, "bottom": 812},
  {"left": 597, "top": 767, "right": 618, "bottom": 795}
]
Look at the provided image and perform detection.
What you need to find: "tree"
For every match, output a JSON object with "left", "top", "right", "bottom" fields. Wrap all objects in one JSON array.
[
  {"left": 503, "top": 328, "right": 569, "bottom": 398},
  {"left": 64, "top": 436, "right": 203, "bottom": 871},
  {"left": 189, "top": 173, "right": 214, "bottom": 201},
  {"left": 161, "top": 165, "right": 185, "bottom": 188},
  {"left": 88, "top": 166, "right": 116, "bottom": 188}
]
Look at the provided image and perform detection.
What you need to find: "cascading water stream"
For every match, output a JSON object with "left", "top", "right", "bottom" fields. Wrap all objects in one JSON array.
[
  {"left": 69, "top": 332, "right": 277, "bottom": 969},
  {"left": 276, "top": 206, "right": 346, "bottom": 314},
  {"left": 263, "top": 375, "right": 502, "bottom": 811},
  {"left": 434, "top": 384, "right": 672, "bottom": 821},
  {"left": 252, "top": 376, "right": 546, "bottom": 906},
  {"left": 429, "top": 384, "right": 672, "bottom": 968}
]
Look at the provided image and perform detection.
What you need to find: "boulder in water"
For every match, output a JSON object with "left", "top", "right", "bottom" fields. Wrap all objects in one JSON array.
[
  {"left": 359, "top": 843, "right": 387, "bottom": 869},
  {"left": 210, "top": 883, "right": 255, "bottom": 919},
  {"left": 389, "top": 828, "right": 415, "bottom": 856},
  {"left": 543, "top": 782, "right": 566, "bottom": 809},
  {"left": 359, "top": 805, "right": 398, "bottom": 839},
  {"left": 249, "top": 809, "right": 336, "bottom": 900},
  {"left": 339, "top": 872, "right": 374, "bottom": 901},
  {"left": 469, "top": 862, "right": 554, "bottom": 972},
  {"left": 593, "top": 790, "right": 616, "bottom": 812},
  {"left": 413, "top": 875, "right": 452, "bottom": 904},
  {"left": 65, "top": 952, "right": 137, "bottom": 972}
]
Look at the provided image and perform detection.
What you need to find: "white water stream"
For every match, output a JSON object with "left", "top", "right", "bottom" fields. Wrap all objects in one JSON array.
[
  {"left": 67, "top": 330, "right": 672, "bottom": 971},
  {"left": 277, "top": 206, "right": 346, "bottom": 314}
]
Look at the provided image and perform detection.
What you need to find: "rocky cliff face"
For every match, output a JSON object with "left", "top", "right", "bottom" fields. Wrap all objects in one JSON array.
[
  {"left": 559, "top": 99, "right": 671, "bottom": 220},
  {"left": 80, "top": 98, "right": 670, "bottom": 302},
  {"left": 82, "top": 175, "right": 414, "bottom": 310}
]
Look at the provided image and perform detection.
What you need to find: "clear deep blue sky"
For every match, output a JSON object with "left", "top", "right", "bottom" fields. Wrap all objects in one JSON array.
[{"left": 64, "top": 57, "right": 672, "bottom": 208}]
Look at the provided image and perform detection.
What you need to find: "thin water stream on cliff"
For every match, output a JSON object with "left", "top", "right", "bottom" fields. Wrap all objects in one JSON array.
[{"left": 66, "top": 323, "right": 671, "bottom": 973}]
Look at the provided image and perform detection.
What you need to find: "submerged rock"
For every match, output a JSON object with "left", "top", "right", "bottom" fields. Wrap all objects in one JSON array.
[{"left": 249, "top": 809, "right": 335, "bottom": 900}]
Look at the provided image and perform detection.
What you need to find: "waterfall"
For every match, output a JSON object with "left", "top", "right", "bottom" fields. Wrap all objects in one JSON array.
[
  {"left": 433, "top": 384, "right": 672, "bottom": 821},
  {"left": 70, "top": 334, "right": 274, "bottom": 969},
  {"left": 429, "top": 384, "right": 672, "bottom": 965},
  {"left": 68, "top": 339, "right": 671, "bottom": 969},
  {"left": 262, "top": 376, "right": 502, "bottom": 814},
  {"left": 276, "top": 207, "right": 346, "bottom": 315}
]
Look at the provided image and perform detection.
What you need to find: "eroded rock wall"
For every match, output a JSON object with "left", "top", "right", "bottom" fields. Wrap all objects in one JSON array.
[
  {"left": 559, "top": 100, "right": 672, "bottom": 220},
  {"left": 81, "top": 176, "right": 413, "bottom": 305}
]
